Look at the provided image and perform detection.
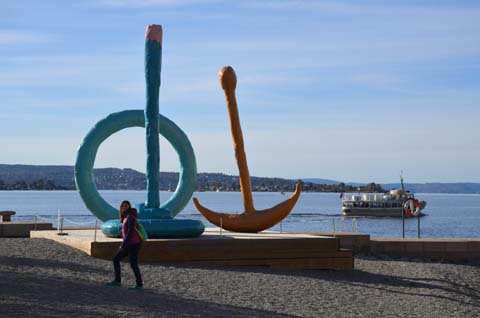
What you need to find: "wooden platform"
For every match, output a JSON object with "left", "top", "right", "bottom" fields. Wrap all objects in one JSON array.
[{"left": 31, "top": 228, "right": 354, "bottom": 270}]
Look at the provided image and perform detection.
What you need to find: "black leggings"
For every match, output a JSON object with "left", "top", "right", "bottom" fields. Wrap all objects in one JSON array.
[{"left": 113, "top": 243, "right": 143, "bottom": 286}]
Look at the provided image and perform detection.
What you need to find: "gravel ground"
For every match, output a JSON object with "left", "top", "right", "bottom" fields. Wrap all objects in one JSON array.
[{"left": 0, "top": 238, "right": 479, "bottom": 318}]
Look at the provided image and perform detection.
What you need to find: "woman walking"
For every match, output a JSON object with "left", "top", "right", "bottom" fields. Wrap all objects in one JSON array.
[{"left": 107, "top": 200, "right": 143, "bottom": 290}]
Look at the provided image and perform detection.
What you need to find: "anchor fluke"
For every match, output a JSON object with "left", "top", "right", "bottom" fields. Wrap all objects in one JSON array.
[{"left": 194, "top": 182, "right": 302, "bottom": 233}]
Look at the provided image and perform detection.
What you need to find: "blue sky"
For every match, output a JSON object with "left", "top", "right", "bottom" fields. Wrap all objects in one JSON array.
[{"left": 1, "top": 0, "right": 479, "bottom": 183}]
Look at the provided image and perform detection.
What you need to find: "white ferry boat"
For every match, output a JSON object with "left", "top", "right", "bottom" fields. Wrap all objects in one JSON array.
[{"left": 341, "top": 178, "right": 427, "bottom": 217}]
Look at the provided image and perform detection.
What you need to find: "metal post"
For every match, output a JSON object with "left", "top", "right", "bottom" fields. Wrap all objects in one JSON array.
[
  {"left": 34, "top": 214, "right": 38, "bottom": 231},
  {"left": 57, "top": 209, "right": 61, "bottom": 233},
  {"left": 332, "top": 218, "right": 336, "bottom": 237},
  {"left": 417, "top": 215, "right": 421, "bottom": 238},
  {"left": 57, "top": 210, "right": 68, "bottom": 236},
  {"left": 94, "top": 219, "right": 98, "bottom": 242},
  {"left": 280, "top": 220, "right": 283, "bottom": 233},
  {"left": 220, "top": 217, "right": 223, "bottom": 238}
]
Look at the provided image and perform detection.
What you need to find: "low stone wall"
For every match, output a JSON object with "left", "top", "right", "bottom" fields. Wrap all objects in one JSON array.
[
  {"left": 0, "top": 222, "right": 53, "bottom": 237},
  {"left": 307, "top": 232, "right": 371, "bottom": 254},
  {"left": 309, "top": 232, "right": 480, "bottom": 261},
  {"left": 369, "top": 238, "right": 480, "bottom": 261}
]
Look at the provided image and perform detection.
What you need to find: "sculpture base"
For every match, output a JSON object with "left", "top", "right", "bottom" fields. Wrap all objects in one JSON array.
[
  {"left": 102, "top": 218, "right": 205, "bottom": 238},
  {"left": 135, "top": 203, "right": 173, "bottom": 219}
]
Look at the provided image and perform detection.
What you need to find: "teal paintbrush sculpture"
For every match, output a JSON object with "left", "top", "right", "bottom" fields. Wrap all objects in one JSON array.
[
  {"left": 144, "top": 25, "right": 162, "bottom": 209},
  {"left": 75, "top": 25, "right": 204, "bottom": 238}
]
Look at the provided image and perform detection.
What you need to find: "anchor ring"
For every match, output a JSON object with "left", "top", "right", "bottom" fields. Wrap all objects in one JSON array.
[{"left": 74, "top": 109, "right": 197, "bottom": 222}]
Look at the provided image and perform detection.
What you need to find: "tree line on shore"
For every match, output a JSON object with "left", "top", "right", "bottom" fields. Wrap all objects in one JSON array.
[
  {"left": 2, "top": 164, "right": 479, "bottom": 193},
  {"left": 0, "top": 177, "right": 385, "bottom": 193},
  {"left": 0, "top": 179, "right": 69, "bottom": 190},
  {"left": 0, "top": 165, "right": 387, "bottom": 192}
]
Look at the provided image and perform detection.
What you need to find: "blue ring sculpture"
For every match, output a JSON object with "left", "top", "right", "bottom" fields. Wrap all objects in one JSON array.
[
  {"left": 74, "top": 110, "right": 196, "bottom": 221},
  {"left": 74, "top": 25, "right": 204, "bottom": 238},
  {"left": 74, "top": 110, "right": 204, "bottom": 238}
]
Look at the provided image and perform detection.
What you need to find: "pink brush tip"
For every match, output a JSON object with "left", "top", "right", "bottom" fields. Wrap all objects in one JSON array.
[{"left": 145, "top": 24, "right": 163, "bottom": 43}]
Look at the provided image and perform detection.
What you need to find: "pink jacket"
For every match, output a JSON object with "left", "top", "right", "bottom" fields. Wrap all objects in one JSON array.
[{"left": 121, "top": 215, "right": 141, "bottom": 248}]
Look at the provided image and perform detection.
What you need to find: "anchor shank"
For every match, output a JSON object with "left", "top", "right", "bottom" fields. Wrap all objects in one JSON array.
[
  {"left": 144, "top": 25, "right": 163, "bottom": 208},
  {"left": 220, "top": 66, "right": 255, "bottom": 213}
]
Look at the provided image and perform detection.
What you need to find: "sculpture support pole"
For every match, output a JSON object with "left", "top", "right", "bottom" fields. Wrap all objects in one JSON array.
[
  {"left": 219, "top": 66, "right": 255, "bottom": 213},
  {"left": 145, "top": 25, "right": 163, "bottom": 208}
]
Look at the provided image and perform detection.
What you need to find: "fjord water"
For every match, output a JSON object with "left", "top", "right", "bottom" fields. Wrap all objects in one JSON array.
[{"left": 2, "top": 191, "right": 480, "bottom": 238}]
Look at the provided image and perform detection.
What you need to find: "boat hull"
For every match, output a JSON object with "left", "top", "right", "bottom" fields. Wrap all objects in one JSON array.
[{"left": 342, "top": 207, "right": 425, "bottom": 217}]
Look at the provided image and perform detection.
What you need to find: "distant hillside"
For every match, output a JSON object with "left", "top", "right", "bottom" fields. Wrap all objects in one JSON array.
[
  {"left": 302, "top": 178, "right": 340, "bottom": 185},
  {"left": 343, "top": 182, "right": 480, "bottom": 194},
  {"left": 381, "top": 183, "right": 480, "bottom": 194},
  {"left": 0, "top": 164, "right": 146, "bottom": 190},
  {"left": 0, "top": 164, "right": 303, "bottom": 191},
  {"left": 1, "top": 164, "right": 479, "bottom": 193},
  {"left": 279, "top": 174, "right": 480, "bottom": 194}
]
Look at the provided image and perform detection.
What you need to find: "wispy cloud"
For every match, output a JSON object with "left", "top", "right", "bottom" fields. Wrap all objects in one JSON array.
[
  {"left": 90, "top": 0, "right": 221, "bottom": 8},
  {"left": 243, "top": 0, "right": 363, "bottom": 13},
  {"left": 347, "top": 73, "right": 421, "bottom": 96},
  {"left": 0, "top": 30, "right": 55, "bottom": 46},
  {"left": 0, "top": 54, "right": 139, "bottom": 88},
  {"left": 243, "top": 0, "right": 480, "bottom": 16}
]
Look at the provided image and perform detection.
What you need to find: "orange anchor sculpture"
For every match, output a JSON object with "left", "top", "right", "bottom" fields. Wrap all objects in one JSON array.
[{"left": 193, "top": 66, "right": 302, "bottom": 233}]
